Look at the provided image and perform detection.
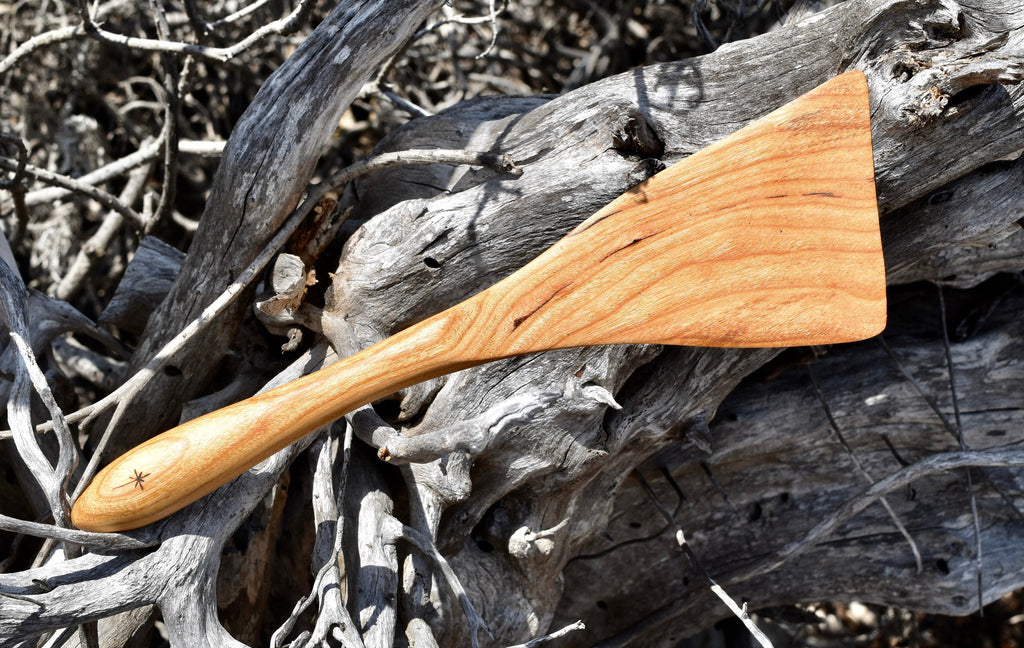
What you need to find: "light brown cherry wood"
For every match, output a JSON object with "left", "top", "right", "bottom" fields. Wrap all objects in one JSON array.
[{"left": 71, "top": 70, "right": 885, "bottom": 532}]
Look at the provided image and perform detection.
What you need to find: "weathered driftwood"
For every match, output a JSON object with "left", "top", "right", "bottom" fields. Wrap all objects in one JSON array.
[
  {"left": 1, "top": 0, "right": 1023, "bottom": 647},
  {"left": 553, "top": 283, "right": 1024, "bottom": 645},
  {"left": 98, "top": 236, "right": 185, "bottom": 336}
]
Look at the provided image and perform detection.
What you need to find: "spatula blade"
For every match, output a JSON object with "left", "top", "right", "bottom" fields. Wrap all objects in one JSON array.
[{"left": 471, "top": 69, "right": 885, "bottom": 357}]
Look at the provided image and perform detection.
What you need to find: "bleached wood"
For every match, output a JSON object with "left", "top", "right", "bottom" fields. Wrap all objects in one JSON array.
[
  {"left": 71, "top": 71, "right": 883, "bottom": 533},
  {"left": 1, "top": 3, "right": 1022, "bottom": 647}
]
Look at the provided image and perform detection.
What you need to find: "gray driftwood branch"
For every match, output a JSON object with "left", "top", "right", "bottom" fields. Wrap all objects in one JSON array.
[{"left": 1, "top": 0, "right": 1022, "bottom": 647}]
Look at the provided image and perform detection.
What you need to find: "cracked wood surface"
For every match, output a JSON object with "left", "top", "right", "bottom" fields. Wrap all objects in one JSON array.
[{"left": 3, "top": 1, "right": 1023, "bottom": 647}]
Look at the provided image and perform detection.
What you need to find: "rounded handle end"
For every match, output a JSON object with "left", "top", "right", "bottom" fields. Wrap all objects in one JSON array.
[{"left": 72, "top": 433, "right": 198, "bottom": 532}]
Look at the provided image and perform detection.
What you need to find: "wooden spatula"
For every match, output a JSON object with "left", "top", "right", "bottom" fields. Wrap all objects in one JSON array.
[{"left": 71, "top": 70, "right": 885, "bottom": 533}]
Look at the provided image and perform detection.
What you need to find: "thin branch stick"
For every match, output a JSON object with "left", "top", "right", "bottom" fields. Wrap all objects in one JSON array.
[
  {"left": 143, "top": 0, "right": 181, "bottom": 234},
  {"left": 747, "top": 448, "right": 1024, "bottom": 583},
  {"left": 178, "top": 139, "right": 226, "bottom": 157},
  {"left": 77, "top": 21, "right": 239, "bottom": 62},
  {"left": 180, "top": 0, "right": 213, "bottom": 39},
  {"left": 705, "top": 575, "right": 772, "bottom": 648},
  {"left": 269, "top": 436, "right": 344, "bottom": 647},
  {"left": 0, "top": 512, "right": 152, "bottom": 550},
  {"left": 877, "top": 335, "right": 1024, "bottom": 521},
  {"left": 309, "top": 423, "right": 364, "bottom": 647},
  {"left": 0, "top": 259, "right": 78, "bottom": 527},
  {"left": 271, "top": 439, "right": 366, "bottom": 648},
  {"left": 54, "top": 162, "right": 153, "bottom": 302},
  {"left": 75, "top": 0, "right": 318, "bottom": 63},
  {"left": 211, "top": 0, "right": 320, "bottom": 55},
  {"left": 876, "top": 336, "right": 960, "bottom": 438},
  {"left": 280, "top": 423, "right": 365, "bottom": 648},
  {"left": 0, "top": 0, "right": 315, "bottom": 76},
  {"left": 475, "top": 0, "right": 508, "bottom": 59},
  {"left": 316, "top": 148, "right": 520, "bottom": 194},
  {"left": 40, "top": 625, "right": 78, "bottom": 647},
  {"left": 207, "top": 0, "right": 277, "bottom": 30},
  {"left": 2, "top": 137, "right": 164, "bottom": 213},
  {"left": 505, "top": 620, "right": 586, "bottom": 648},
  {"left": 0, "top": 157, "right": 146, "bottom": 230},
  {"left": 396, "top": 519, "right": 493, "bottom": 648},
  {"left": 0, "top": 134, "right": 30, "bottom": 247},
  {"left": 937, "top": 284, "right": 984, "bottom": 614},
  {"left": 0, "top": 133, "right": 219, "bottom": 219},
  {"left": 415, "top": 7, "right": 505, "bottom": 36},
  {"left": 9, "top": 333, "right": 79, "bottom": 526},
  {"left": 935, "top": 287, "right": 966, "bottom": 446},
  {"left": 636, "top": 473, "right": 773, "bottom": 648},
  {"left": 5, "top": 353, "right": 55, "bottom": 511},
  {"left": 0, "top": 24, "right": 83, "bottom": 78},
  {"left": 806, "top": 364, "right": 923, "bottom": 574},
  {"left": 70, "top": 391, "right": 133, "bottom": 504},
  {"left": 376, "top": 82, "right": 434, "bottom": 119}
]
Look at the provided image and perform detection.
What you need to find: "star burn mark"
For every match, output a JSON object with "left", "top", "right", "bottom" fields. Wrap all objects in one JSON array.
[{"left": 116, "top": 469, "right": 151, "bottom": 491}]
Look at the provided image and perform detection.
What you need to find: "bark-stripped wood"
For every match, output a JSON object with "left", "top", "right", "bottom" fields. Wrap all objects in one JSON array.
[{"left": 2, "top": 1, "right": 1023, "bottom": 647}]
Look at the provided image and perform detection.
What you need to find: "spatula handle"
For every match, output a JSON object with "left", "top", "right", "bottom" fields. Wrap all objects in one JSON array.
[{"left": 70, "top": 305, "right": 475, "bottom": 532}]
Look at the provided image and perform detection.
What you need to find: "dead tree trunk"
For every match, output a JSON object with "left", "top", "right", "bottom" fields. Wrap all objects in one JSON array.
[{"left": 0, "top": 0, "right": 1022, "bottom": 647}]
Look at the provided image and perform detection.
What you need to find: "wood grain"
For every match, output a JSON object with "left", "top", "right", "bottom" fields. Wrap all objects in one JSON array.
[{"left": 70, "top": 70, "right": 884, "bottom": 532}]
